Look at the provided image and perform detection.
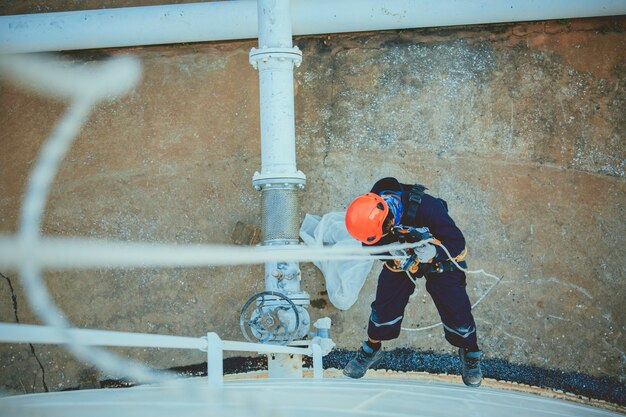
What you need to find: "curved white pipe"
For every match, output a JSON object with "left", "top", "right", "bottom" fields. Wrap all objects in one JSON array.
[{"left": 1, "top": 0, "right": 625, "bottom": 54}]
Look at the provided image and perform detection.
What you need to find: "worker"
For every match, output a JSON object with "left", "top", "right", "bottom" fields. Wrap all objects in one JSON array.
[{"left": 342, "top": 177, "right": 482, "bottom": 387}]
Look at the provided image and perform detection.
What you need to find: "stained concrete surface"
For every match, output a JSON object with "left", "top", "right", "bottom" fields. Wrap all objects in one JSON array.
[{"left": 0, "top": 17, "right": 625, "bottom": 401}]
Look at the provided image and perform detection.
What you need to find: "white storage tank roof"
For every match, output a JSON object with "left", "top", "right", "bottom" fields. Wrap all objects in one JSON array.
[{"left": 0, "top": 376, "right": 622, "bottom": 417}]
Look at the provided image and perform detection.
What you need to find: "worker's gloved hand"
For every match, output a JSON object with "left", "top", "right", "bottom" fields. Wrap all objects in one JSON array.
[
  {"left": 393, "top": 226, "right": 433, "bottom": 242},
  {"left": 406, "top": 226, "right": 433, "bottom": 241},
  {"left": 413, "top": 243, "right": 436, "bottom": 263}
]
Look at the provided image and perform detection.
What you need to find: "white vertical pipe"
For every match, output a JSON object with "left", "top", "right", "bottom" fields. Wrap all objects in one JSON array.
[
  {"left": 206, "top": 332, "right": 224, "bottom": 387},
  {"left": 252, "top": 0, "right": 304, "bottom": 182},
  {"left": 312, "top": 343, "right": 323, "bottom": 379},
  {"left": 256, "top": 62, "right": 298, "bottom": 178},
  {"left": 258, "top": 0, "right": 293, "bottom": 48},
  {"left": 252, "top": 0, "right": 309, "bottom": 354}
]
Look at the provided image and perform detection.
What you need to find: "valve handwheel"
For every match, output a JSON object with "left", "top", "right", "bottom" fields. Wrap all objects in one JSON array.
[{"left": 239, "top": 291, "right": 300, "bottom": 345}]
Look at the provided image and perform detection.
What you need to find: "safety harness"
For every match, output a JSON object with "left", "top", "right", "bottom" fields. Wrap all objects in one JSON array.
[
  {"left": 398, "top": 184, "right": 468, "bottom": 275},
  {"left": 406, "top": 184, "right": 427, "bottom": 221}
]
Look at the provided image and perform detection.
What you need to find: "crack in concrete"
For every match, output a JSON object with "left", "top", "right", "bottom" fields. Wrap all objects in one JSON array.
[
  {"left": 443, "top": 153, "right": 626, "bottom": 180},
  {"left": 1, "top": 272, "right": 49, "bottom": 392}
]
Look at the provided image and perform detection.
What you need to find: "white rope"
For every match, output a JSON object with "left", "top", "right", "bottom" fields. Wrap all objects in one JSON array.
[
  {"left": 434, "top": 239, "right": 502, "bottom": 281},
  {"left": 401, "top": 239, "right": 502, "bottom": 332},
  {"left": 0, "top": 235, "right": 433, "bottom": 270}
]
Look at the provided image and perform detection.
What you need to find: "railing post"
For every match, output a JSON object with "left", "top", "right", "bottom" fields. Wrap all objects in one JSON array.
[
  {"left": 206, "top": 332, "right": 223, "bottom": 386},
  {"left": 312, "top": 343, "right": 323, "bottom": 379}
]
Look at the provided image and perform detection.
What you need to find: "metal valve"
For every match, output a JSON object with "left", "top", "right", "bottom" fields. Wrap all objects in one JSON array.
[{"left": 239, "top": 291, "right": 308, "bottom": 345}]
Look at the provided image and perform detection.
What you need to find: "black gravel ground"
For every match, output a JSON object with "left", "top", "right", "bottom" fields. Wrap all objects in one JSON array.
[
  {"left": 162, "top": 348, "right": 625, "bottom": 407},
  {"left": 327, "top": 349, "right": 626, "bottom": 406}
]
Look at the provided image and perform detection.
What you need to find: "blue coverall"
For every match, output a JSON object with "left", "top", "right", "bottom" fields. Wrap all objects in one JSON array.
[{"left": 366, "top": 177, "right": 478, "bottom": 350}]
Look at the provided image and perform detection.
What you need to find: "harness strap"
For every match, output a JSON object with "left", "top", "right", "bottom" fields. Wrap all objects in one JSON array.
[
  {"left": 431, "top": 246, "right": 468, "bottom": 272},
  {"left": 402, "top": 183, "right": 468, "bottom": 275},
  {"left": 453, "top": 247, "right": 468, "bottom": 262},
  {"left": 433, "top": 260, "right": 467, "bottom": 273},
  {"left": 385, "top": 257, "right": 468, "bottom": 274},
  {"left": 406, "top": 184, "right": 427, "bottom": 221}
]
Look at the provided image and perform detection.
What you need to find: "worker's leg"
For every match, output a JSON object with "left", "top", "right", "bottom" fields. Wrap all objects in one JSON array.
[
  {"left": 425, "top": 269, "right": 482, "bottom": 386},
  {"left": 367, "top": 266, "right": 417, "bottom": 341},
  {"left": 343, "top": 266, "right": 415, "bottom": 379},
  {"left": 425, "top": 270, "right": 478, "bottom": 350}
]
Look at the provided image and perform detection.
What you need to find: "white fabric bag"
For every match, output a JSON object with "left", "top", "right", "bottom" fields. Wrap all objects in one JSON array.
[{"left": 300, "top": 212, "right": 374, "bottom": 310}]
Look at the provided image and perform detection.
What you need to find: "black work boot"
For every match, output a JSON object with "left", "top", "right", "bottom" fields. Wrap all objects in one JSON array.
[
  {"left": 343, "top": 343, "right": 384, "bottom": 379},
  {"left": 459, "top": 348, "right": 482, "bottom": 387}
]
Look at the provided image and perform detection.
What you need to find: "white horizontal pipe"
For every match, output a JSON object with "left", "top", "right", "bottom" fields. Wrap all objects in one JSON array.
[
  {"left": 295, "top": 0, "right": 626, "bottom": 36},
  {"left": 0, "top": 323, "right": 207, "bottom": 350},
  {"left": 222, "top": 340, "right": 311, "bottom": 355},
  {"left": 0, "top": 1, "right": 257, "bottom": 54},
  {"left": 1, "top": 0, "right": 625, "bottom": 54}
]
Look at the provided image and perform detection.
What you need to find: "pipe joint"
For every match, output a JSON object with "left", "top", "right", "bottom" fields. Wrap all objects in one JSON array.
[
  {"left": 262, "top": 239, "right": 300, "bottom": 246},
  {"left": 252, "top": 172, "right": 306, "bottom": 191},
  {"left": 249, "top": 46, "right": 303, "bottom": 70}
]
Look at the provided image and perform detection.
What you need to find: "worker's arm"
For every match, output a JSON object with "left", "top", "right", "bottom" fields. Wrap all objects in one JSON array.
[{"left": 420, "top": 195, "right": 466, "bottom": 262}]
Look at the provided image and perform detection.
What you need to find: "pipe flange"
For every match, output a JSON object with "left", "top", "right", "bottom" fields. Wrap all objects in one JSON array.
[
  {"left": 261, "top": 239, "right": 300, "bottom": 246},
  {"left": 249, "top": 46, "right": 303, "bottom": 69},
  {"left": 289, "top": 297, "right": 311, "bottom": 307},
  {"left": 252, "top": 171, "right": 306, "bottom": 190}
]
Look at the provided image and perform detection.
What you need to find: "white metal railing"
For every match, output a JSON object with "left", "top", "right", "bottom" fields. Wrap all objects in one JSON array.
[
  {"left": 207, "top": 333, "right": 324, "bottom": 385},
  {"left": 0, "top": 323, "right": 324, "bottom": 386}
]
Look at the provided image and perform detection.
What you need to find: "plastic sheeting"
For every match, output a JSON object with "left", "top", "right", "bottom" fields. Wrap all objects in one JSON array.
[{"left": 300, "top": 212, "right": 374, "bottom": 310}]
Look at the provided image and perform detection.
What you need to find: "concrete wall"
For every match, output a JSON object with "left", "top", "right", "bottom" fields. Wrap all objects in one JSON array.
[{"left": 0, "top": 17, "right": 624, "bottom": 394}]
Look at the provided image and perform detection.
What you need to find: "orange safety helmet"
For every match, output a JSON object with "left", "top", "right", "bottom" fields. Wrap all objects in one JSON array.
[{"left": 345, "top": 193, "right": 389, "bottom": 244}]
